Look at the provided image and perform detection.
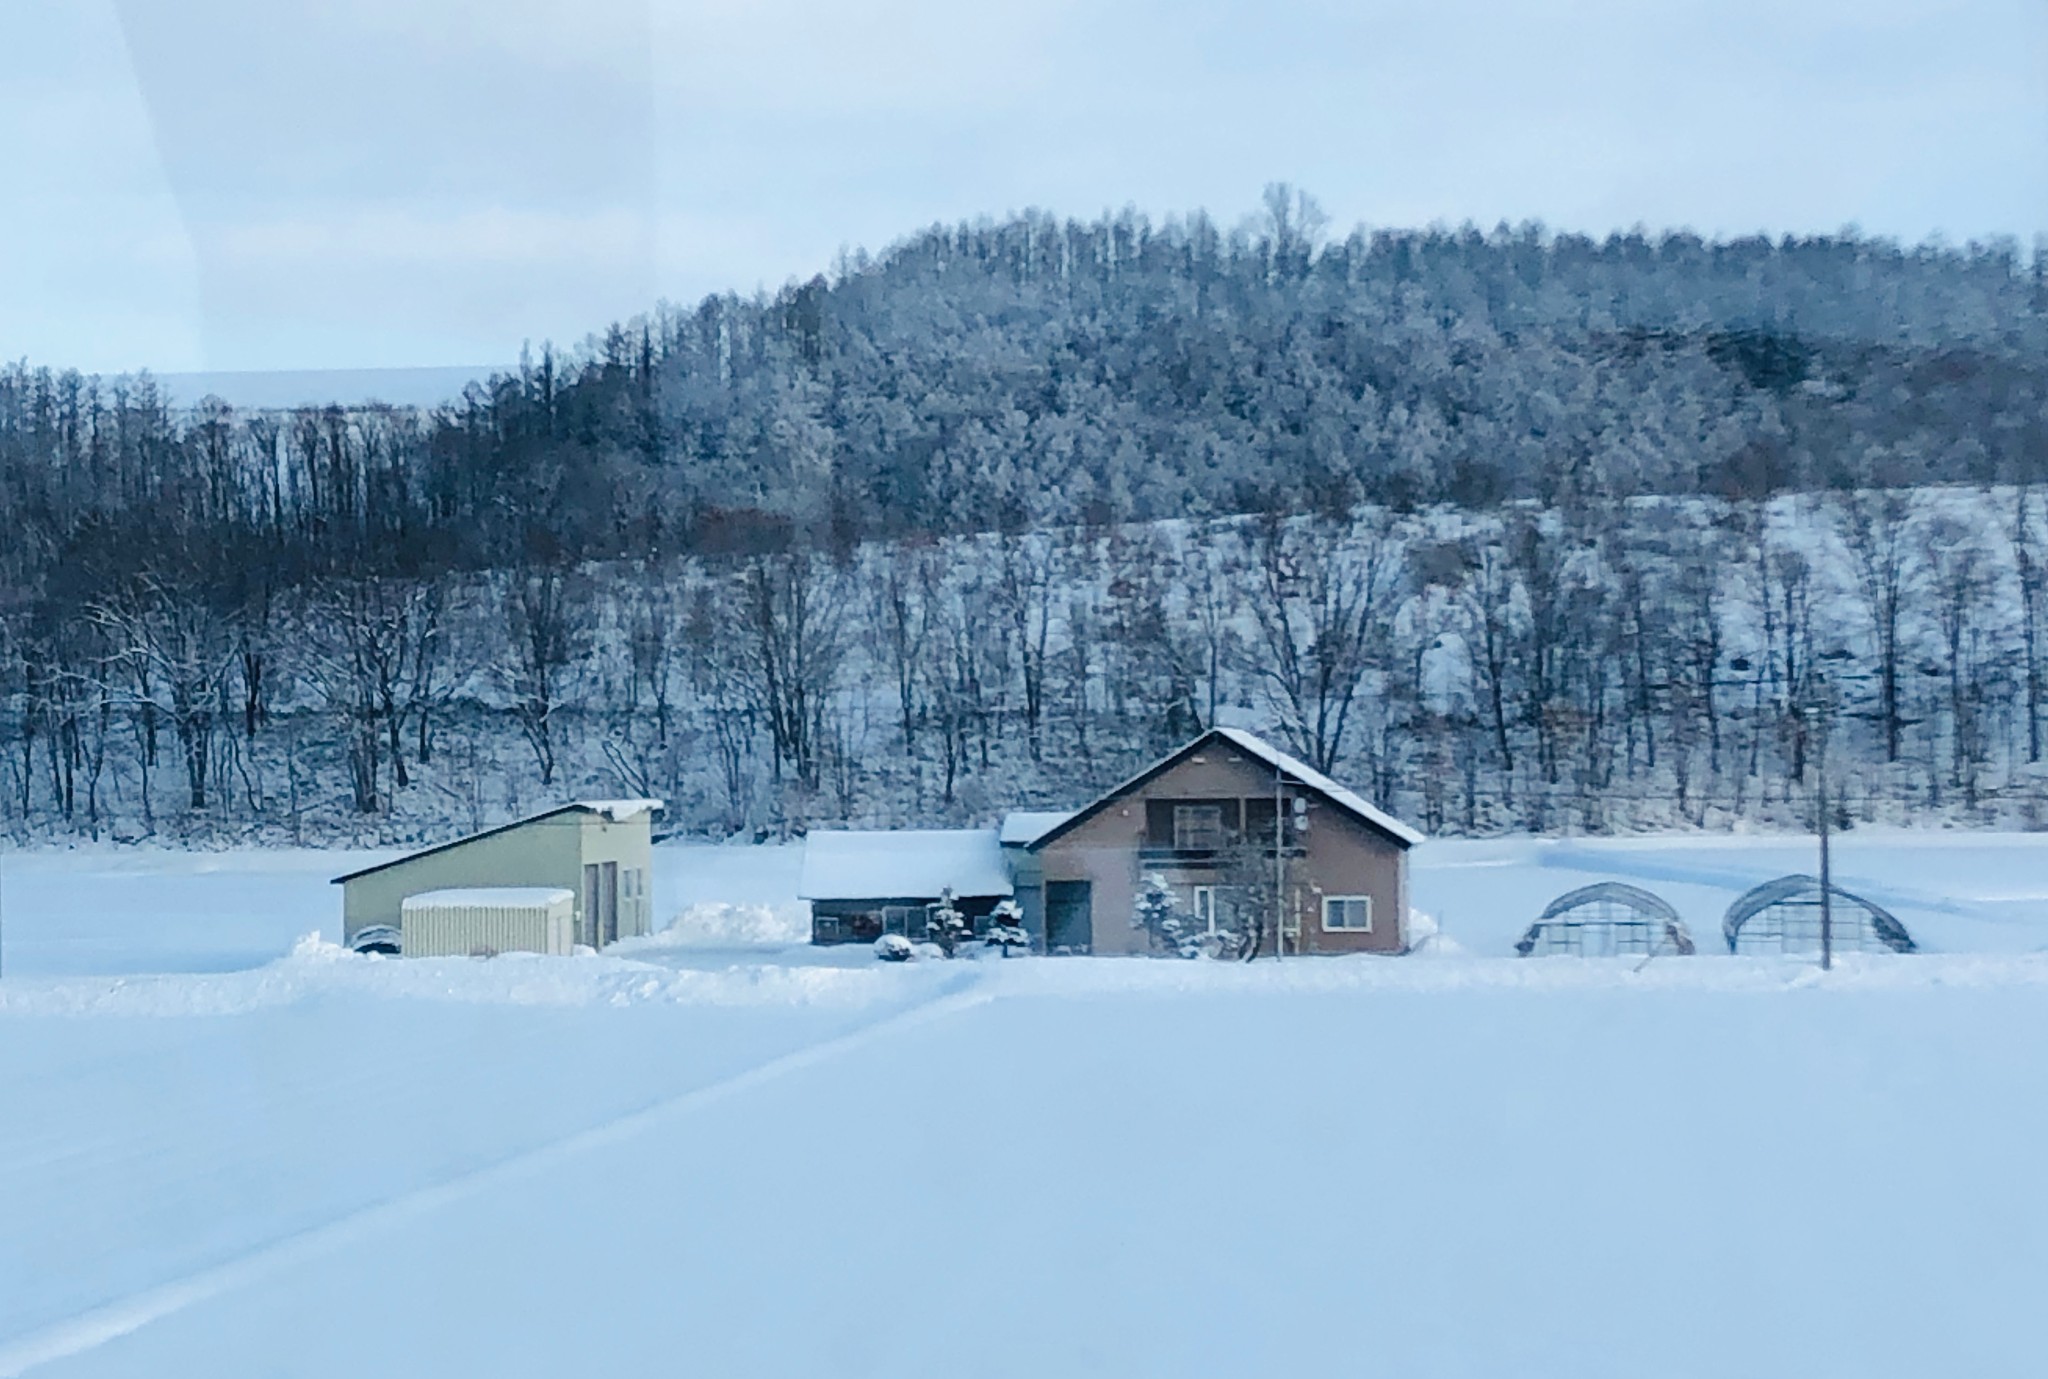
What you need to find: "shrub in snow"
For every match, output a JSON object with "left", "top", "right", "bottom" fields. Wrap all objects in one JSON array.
[
  {"left": 874, "top": 934, "right": 916, "bottom": 962},
  {"left": 1133, "top": 873, "right": 1201, "bottom": 959},
  {"left": 983, "top": 899, "right": 1031, "bottom": 956},
  {"left": 927, "top": 888, "right": 969, "bottom": 958}
]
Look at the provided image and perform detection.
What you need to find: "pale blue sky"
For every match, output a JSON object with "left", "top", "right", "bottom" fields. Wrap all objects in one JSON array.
[{"left": 8, "top": 0, "right": 2044, "bottom": 375}]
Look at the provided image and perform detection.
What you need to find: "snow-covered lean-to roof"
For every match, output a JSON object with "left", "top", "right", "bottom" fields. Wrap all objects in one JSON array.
[
  {"left": 1000, "top": 811, "right": 1075, "bottom": 846},
  {"left": 799, "top": 829, "right": 1014, "bottom": 902},
  {"left": 331, "top": 799, "right": 666, "bottom": 885},
  {"left": 1028, "top": 727, "right": 1425, "bottom": 852}
]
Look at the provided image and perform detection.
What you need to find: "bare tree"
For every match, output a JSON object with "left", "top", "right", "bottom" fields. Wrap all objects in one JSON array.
[
  {"left": 994, "top": 532, "right": 1058, "bottom": 760},
  {"left": 305, "top": 576, "right": 450, "bottom": 812},
  {"left": 1842, "top": 490, "right": 1912, "bottom": 762},
  {"left": 625, "top": 565, "right": 680, "bottom": 746},
  {"left": 2011, "top": 483, "right": 2044, "bottom": 764},
  {"left": 1180, "top": 533, "right": 1242, "bottom": 730},
  {"left": 1457, "top": 533, "right": 1519, "bottom": 794},
  {"left": 726, "top": 546, "right": 848, "bottom": 795},
  {"left": 1240, "top": 512, "right": 1392, "bottom": 775},
  {"left": 683, "top": 579, "right": 757, "bottom": 833},
  {"left": 871, "top": 543, "right": 935, "bottom": 751},
  {"left": 502, "top": 565, "right": 587, "bottom": 788},
  {"left": 93, "top": 575, "right": 238, "bottom": 812},
  {"left": 1924, "top": 514, "right": 1989, "bottom": 807}
]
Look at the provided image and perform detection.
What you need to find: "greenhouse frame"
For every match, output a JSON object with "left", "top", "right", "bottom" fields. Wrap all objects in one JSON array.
[
  {"left": 1721, "top": 875, "right": 1916, "bottom": 955},
  {"left": 1514, "top": 882, "right": 1696, "bottom": 957}
]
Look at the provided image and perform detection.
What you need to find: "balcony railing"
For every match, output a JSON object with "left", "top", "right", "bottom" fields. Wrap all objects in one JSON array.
[{"left": 1138, "top": 842, "right": 1306, "bottom": 867}]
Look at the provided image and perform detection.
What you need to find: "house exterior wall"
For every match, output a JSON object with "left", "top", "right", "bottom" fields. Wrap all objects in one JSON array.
[
  {"left": 1034, "top": 742, "right": 1407, "bottom": 956},
  {"left": 342, "top": 810, "right": 654, "bottom": 947}
]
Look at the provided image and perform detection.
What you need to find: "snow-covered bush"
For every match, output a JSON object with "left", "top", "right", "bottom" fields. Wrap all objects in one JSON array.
[
  {"left": 873, "top": 934, "right": 915, "bottom": 962},
  {"left": 927, "top": 888, "right": 969, "bottom": 958},
  {"left": 1133, "top": 873, "right": 1201, "bottom": 958},
  {"left": 983, "top": 899, "right": 1031, "bottom": 956}
]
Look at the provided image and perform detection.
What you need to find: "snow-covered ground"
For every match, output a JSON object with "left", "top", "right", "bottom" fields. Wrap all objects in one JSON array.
[{"left": 3, "top": 833, "right": 2047, "bottom": 1375}]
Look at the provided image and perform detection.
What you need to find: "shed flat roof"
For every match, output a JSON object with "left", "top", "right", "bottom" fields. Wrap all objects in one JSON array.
[{"left": 799, "top": 829, "right": 1013, "bottom": 902}]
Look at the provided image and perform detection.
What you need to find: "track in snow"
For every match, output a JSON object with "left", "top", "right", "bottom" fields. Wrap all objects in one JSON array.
[{"left": 0, "top": 977, "right": 991, "bottom": 1378}]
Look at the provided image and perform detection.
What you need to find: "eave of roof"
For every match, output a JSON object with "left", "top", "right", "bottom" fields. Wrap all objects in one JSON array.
[
  {"left": 1027, "top": 728, "right": 1424, "bottom": 853},
  {"left": 329, "top": 801, "right": 654, "bottom": 884}
]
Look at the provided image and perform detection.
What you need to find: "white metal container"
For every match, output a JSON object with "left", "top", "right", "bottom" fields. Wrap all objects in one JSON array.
[{"left": 399, "top": 887, "right": 576, "bottom": 958}]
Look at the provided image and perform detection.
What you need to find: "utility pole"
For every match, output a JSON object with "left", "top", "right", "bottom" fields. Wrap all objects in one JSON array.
[
  {"left": 1272, "top": 761, "right": 1284, "bottom": 960},
  {"left": 1818, "top": 772, "right": 1833, "bottom": 971},
  {"left": 1814, "top": 674, "right": 1834, "bottom": 972}
]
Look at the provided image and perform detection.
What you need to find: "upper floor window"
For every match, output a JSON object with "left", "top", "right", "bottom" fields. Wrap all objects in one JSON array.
[{"left": 1173, "top": 803, "right": 1225, "bottom": 851}]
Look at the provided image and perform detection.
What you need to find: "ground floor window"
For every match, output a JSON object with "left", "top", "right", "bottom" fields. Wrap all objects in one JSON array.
[
  {"left": 882, "top": 905, "right": 925, "bottom": 937},
  {"left": 1322, "top": 896, "right": 1372, "bottom": 932},
  {"left": 621, "top": 866, "right": 648, "bottom": 933},
  {"left": 1191, "top": 885, "right": 1217, "bottom": 933}
]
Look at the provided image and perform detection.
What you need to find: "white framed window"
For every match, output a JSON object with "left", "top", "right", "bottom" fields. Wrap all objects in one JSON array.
[
  {"left": 1173, "top": 804, "right": 1225, "bottom": 850},
  {"left": 1323, "top": 896, "right": 1373, "bottom": 932},
  {"left": 1191, "top": 886, "right": 1217, "bottom": 933}
]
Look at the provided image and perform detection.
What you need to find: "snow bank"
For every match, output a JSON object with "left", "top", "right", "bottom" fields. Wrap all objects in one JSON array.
[
  {"left": 618, "top": 902, "right": 812, "bottom": 952},
  {"left": 975, "top": 949, "right": 2048, "bottom": 1001},
  {"left": 0, "top": 932, "right": 938, "bottom": 1020}
]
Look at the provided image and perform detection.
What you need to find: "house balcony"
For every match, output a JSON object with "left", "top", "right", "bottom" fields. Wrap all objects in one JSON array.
[{"left": 1137, "top": 843, "right": 1306, "bottom": 869}]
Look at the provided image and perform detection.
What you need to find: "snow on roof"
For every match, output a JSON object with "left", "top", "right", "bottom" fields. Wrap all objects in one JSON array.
[
  {"left": 1210, "top": 728, "right": 1427, "bottom": 847},
  {"left": 574, "top": 799, "right": 664, "bottom": 822},
  {"left": 1204, "top": 725, "right": 1433, "bottom": 844},
  {"left": 799, "top": 829, "right": 1013, "bottom": 902},
  {"left": 402, "top": 888, "right": 575, "bottom": 909},
  {"left": 1000, "top": 810, "right": 1075, "bottom": 846}
]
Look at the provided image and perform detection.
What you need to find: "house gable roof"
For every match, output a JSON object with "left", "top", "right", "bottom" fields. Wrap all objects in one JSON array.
[
  {"left": 1026, "top": 728, "right": 1425, "bottom": 853},
  {"left": 330, "top": 799, "right": 664, "bottom": 885}
]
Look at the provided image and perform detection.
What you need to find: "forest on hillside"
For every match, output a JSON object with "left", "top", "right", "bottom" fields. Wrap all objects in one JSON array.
[{"left": 1, "top": 195, "right": 2044, "bottom": 844}]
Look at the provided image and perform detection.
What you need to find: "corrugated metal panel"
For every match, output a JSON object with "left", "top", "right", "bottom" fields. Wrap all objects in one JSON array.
[{"left": 400, "top": 890, "right": 575, "bottom": 958}]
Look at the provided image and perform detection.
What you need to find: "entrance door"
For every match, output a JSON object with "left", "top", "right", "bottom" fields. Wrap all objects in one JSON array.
[
  {"left": 1045, "top": 880, "right": 1093, "bottom": 954},
  {"left": 582, "top": 862, "right": 621, "bottom": 948}
]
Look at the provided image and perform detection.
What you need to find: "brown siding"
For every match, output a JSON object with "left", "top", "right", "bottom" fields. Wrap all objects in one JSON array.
[{"left": 1035, "top": 740, "right": 1408, "bottom": 955}]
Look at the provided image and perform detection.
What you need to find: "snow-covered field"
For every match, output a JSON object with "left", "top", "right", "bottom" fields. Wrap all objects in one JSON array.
[{"left": 3, "top": 833, "right": 2047, "bottom": 1376}]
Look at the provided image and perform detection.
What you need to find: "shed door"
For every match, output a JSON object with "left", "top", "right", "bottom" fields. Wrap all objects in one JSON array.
[
  {"left": 582, "top": 862, "right": 620, "bottom": 948},
  {"left": 1045, "top": 881, "right": 1092, "bottom": 954}
]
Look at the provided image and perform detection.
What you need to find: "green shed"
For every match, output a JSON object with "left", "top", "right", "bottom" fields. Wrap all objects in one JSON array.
[{"left": 334, "top": 800, "right": 662, "bottom": 953}]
